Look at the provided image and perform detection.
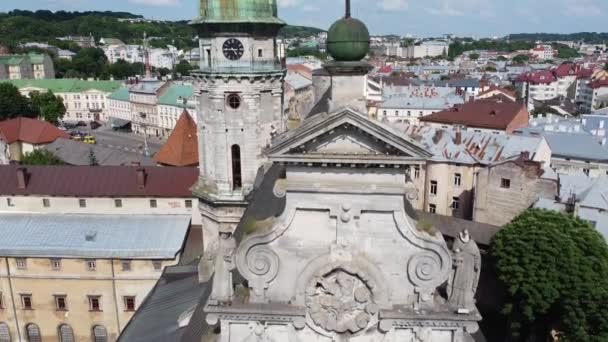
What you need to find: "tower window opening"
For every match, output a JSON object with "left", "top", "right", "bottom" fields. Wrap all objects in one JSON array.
[
  {"left": 231, "top": 145, "right": 242, "bottom": 190},
  {"left": 227, "top": 94, "right": 241, "bottom": 110}
]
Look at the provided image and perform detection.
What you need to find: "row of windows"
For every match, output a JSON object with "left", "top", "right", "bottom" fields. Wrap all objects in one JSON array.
[
  {"left": 14, "top": 258, "right": 163, "bottom": 272},
  {"left": 429, "top": 175, "right": 509, "bottom": 197},
  {"left": 14, "top": 293, "right": 136, "bottom": 312},
  {"left": 382, "top": 110, "right": 430, "bottom": 117},
  {"left": 6, "top": 198, "right": 193, "bottom": 209},
  {"left": 0, "top": 322, "right": 109, "bottom": 342}
]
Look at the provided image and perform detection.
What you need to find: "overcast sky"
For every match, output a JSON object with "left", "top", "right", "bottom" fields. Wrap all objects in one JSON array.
[{"left": 2, "top": 0, "right": 606, "bottom": 37}]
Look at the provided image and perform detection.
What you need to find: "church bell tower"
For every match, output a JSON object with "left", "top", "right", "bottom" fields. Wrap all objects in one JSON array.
[{"left": 191, "top": 0, "right": 286, "bottom": 267}]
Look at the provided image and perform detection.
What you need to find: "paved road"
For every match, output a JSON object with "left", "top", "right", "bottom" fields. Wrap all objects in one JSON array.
[{"left": 69, "top": 125, "right": 163, "bottom": 156}]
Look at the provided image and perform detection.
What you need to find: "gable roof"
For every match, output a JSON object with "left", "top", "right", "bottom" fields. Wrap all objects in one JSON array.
[
  {"left": 268, "top": 107, "right": 432, "bottom": 164},
  {"left": 44, "top": 138, "right": 156, "bottom": 166},
  {"left": 154, "top": 110, "right": 199, "bottom": 167},
  {"left": 419, "top": 99, "right": 527, "bottom": 131},
  {"left": 0, "top": 165, "right": 198, "bottom": 198},
  {"left": 0, "top": 117, "right": 69, "bottom": 144}
]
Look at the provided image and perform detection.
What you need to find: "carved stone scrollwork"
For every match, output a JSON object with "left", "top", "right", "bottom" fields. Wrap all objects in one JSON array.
[
  {"left": 242, "top": 245, "right": 280, "bottom": 299},
  {"left": 407, "top": 252, "right": 443, "bottom": 288}
]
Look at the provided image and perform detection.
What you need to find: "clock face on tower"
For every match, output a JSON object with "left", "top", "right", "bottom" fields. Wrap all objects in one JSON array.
[{"left": 223, "top": 39, "right": 244, "bottom": 60}]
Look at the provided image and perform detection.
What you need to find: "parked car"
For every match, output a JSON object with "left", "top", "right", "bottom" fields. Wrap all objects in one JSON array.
[
  {"left": 84, "top": 135, "right": 96, "bottom": 145},
  {"left": 76, "top": 121, "right": 87, "bottom": 127},
  {"left": 90, "top": 121, "right": 102, "bottom": 130}
]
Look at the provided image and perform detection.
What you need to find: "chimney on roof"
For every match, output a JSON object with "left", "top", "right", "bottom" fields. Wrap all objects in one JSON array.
[
  {"left": 454, "top": 126, "right": 462, "bottom": 145},
  {"left": 136, "top": 167, "right": 147, "bottom": 189},
  {"left": 16, "top": 167, "right": 27, "bottom": 190},
  {"left": 520, "top": 151, "right": 530, "bottom": 161}
]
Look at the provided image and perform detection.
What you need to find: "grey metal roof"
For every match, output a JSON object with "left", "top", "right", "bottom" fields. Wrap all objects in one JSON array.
[
  {"left": 380, "top": 86, "right": 464, "bottom": 110},
  {"left": 543, "top": 132, "right": 608, "bottom": 161},
  {"left": 0, "top": 214, "right": 191, "bottom": 259},
  {"left": 285, "top": 72, "right": 312, "bottom": 91},
  {"left": 118, "top": 265, "right": 210, "bottom": 342},
  {"left": 44, "top": 138, "right": 156, "bottom": 166}
]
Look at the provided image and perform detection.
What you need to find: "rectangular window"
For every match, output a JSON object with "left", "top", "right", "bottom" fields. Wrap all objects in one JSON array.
[
  {"left": 55, "top": 295, "right": 67, "bottom": 311},
  {"left": 42, "top": 198, "right": 51, "bottom": 208},
  {"left": 21, "top": 294, "right": 32, "bottom": 310},
  {"left": 153, "top": 261, "right": 162, "bottom": 271},
  {"left": 124, "top": 296, "right": 136, "bottom": 311},
  {"left": 451, "top": 197, "right": 460, "bottom": 209},
  {"left": 114, "top": 199, "right": 123, "bottom": 208},
  {"left": 88, "top": 296, "right": 101, "bottom": 311},
  {"left": 500, "top": 178, "right": 511, "bottom": 189},
  {"left": 6, "top": 198, "right": 14, "bottom": 207},
  {"left": 50, "top": 259, "right": 61, "bottom": 270},
  {"left": 86, "top": 260, "right": 97, "bottom": 271},
  {"left": 0, "top": 292, "right": 4, "bottom": 309},
  {"left": 454, "top": 173, "right": 461, "bottom": 187},
  {"left": 429, "top": 204, "right": 437, "bottom": 214},
  {"left": 16, "top": 258, "right": 26, "bottom": 270},
  {"left": 121, "top": 260, "right": 131, "bottom": 271},
  {"left": 414, "top": 166, "right": 420, "bottom": 179},
  {"left": 185, "top": 200, "right": 193, "bottom": 208},
  {"left": 258, "top": 49, "right": 263, "bottom": 57},
  {"left": 79, "top": 199, "right": 87, "bottom": 208},
  {"left": 583, "top": 168, "right": 590, "bottom": 176},
  {"left": 430, "top": 181, "right": 438, "bottom": 196},
  {"left": 149, "top": 199, "right": 157, "bottom": 208}
]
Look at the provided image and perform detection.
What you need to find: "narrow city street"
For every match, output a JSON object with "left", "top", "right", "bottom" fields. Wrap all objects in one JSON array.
[{"left": 70, "top": 125, "right": 163, "bottom": 156}]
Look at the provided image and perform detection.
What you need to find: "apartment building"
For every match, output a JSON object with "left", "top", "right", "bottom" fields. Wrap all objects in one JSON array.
[
  {"left": 7, "top": 79, "right": 123, "bottom": 122},
  {"left": 0, "top": 165, "right": 203, "bottom": 340},
  {"left": 0, "top": 53, "right": 54, "bottom": 80}
]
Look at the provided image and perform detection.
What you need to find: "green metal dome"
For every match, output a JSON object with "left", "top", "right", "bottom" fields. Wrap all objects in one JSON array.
[
  {"left": 192, "top": 0, "right": 284, "bottom": 25},
  {"left": 326, "top": 17, "right": 370, "bottom": 61}
]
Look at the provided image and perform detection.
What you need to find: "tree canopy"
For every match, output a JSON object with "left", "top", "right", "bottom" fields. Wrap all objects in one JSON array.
[
  {"left": 0, "top": 83, "right": 36, "bottom": 121},
  {"left": 30, "top": 90, "right": 66, "bottom": 125},
  {"left": 21, "top": 149, "right": 65, "bottom": 165},
  {"left": 448, "top": 40, "right": 534, "bottom": 59},
  {"left": 491, "top": 209, "right": 608, "bottom": 341}
]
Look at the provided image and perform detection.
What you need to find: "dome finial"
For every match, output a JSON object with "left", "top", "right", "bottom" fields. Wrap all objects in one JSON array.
[{"left": 345, "top": 0, "right": 351, "bottom": 18}]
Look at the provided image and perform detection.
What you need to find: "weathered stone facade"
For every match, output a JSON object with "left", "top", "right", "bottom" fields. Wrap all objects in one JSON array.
[{"left": 473, "top": 154, "right": 558, "bottom": 226}]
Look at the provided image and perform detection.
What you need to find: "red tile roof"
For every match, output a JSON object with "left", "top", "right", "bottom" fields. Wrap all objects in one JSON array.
[
  {"left": 0, "top": 117, "right": 69, "bottom": 144},
  {"left": 154, "top": 110, "right": 199, "bottom": 167},
  {"left": 517, "top": 70, "right": 557, "bottom": 85},
  {"left": 378, "top": 65, "right": 393, "bottom": 74},
  {"left": 476, "top": 86, "right": 517, "bottom": 100},
  {"left": 0, "top": 165, "right": 198, "bottom": 198},
  {"left": 420, "top": 99, "right": 527, "bottom": 131}
]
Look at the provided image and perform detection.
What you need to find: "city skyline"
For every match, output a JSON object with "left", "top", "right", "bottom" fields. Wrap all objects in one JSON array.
[{"left": 0, "top": 0, "right": 606, "bottom": 37}]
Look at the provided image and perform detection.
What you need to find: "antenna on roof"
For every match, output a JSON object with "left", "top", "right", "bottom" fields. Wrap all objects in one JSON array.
[{"left": 345, "top": 0, "right": 351, "bottom": 18}]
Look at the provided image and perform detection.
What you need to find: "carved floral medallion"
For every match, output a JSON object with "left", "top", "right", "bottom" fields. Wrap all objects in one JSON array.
[{"left": 305, "top": 270, "right": 378, "bottom": 334}]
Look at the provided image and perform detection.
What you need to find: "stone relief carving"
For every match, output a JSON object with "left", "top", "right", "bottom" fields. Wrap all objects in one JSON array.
[
  {"left": 211, "top": 232, "right": 237, "bottom": 303},
  {"left": 447, "top": 230, "right": 481, "bottom": 312},
  {"left": 305, "top": 270, "right": 378, "bottom": 334}
]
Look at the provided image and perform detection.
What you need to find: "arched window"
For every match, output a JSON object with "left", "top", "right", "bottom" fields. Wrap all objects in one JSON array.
[
  {"left": 92, "top": 325, "right": 108, "bottom": 342},
  {"left": 25, "top": 323, "right": 41, "bottom": 342},
  {"left": 0, "top": 322, "right": 10, "bottom": 342},
  {"left": 59, "top": 324, "right": 75, "bottom": 342},
  {"left": 231, "top": 145, "right": 242, "bottom": 190}
]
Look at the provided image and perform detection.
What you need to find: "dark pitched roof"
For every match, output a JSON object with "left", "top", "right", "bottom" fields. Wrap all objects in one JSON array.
[
  {"left": 0, "top": 165, "right": 198, "bottom": 198},
  {"left": 416, "top": 210, "right": 501, "bottom": 246},
  {"left": 44, "top": 138, "right": 156, "bottom": 166},
  {"left": 420, "top": 99, "right": 527, "bottom": 131},
  {"left": 154, "top": 110, "right": 199, "bottom": 167},
  {"left": 0, "top": 117, "right": 69, "bottom": 144},
  {"left": 118, "top": 265, "right": 210, "bottom": 342}
]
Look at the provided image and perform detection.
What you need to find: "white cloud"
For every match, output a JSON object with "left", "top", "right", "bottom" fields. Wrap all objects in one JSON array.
[
  {"left": 278, "top": 0, "right": 300, "bottom": 8},
  {"left": 379, "top": 0, "right": 408, "bottom": 11},
  {"left": 425, "top": 0, "right": 494, "bottom": 18},
  {"left": 561, "top": 0, "right": 602, "bottom": 16},
  {"left": 128, "top": 0, "right": 179, "bottom": 6}
]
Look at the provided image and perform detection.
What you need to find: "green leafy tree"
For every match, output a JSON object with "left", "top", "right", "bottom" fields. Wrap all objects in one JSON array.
[
  {"left": 71, "top": 48, "right": 108, "bottom": 78},
  {"left": 175, "top": 60, "right": 193, "bottom": 76},
  {"left": 491, "top": 209, "right": 608, "bottom": 341},
  {"left": 0, "top": 83, "right": 35, "bottom": 121},
  {"left": 469, "top": 53, "right": 480, "bottom": 60},
  {"left": 21, "top": 149, "right": 64, "bottom": 165},
  {"left": 88, "top": 148, "right": 99, "bottom": 166},
  {"left": 604, "top": 63, "right": 608, "bottom": 71},
  {"left": 29, "top": 90, "right": 66, "bottom": 125},
  {"left": 513, "top": 54, "right": 529, "bottom": 65}
]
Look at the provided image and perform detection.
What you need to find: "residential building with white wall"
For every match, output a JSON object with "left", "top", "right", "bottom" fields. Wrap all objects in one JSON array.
[{"left": 6, "top": 79, "right": 123, "bottom": 122}]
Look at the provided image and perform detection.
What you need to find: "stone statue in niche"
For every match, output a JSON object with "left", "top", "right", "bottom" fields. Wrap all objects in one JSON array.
[
  {"left": 448, "top": 229, "right": 481, "bottom": 312},
  {"left": 305, "top": 270, "right": 378, "bottom": 334},
  {"left": 211, "top": 232, "right": 237, "bottom": 303}
]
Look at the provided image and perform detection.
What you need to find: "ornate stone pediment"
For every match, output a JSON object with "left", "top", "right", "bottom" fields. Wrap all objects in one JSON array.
[{"left": 267, "top": 107, "right": 432, "bottom": 165}]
